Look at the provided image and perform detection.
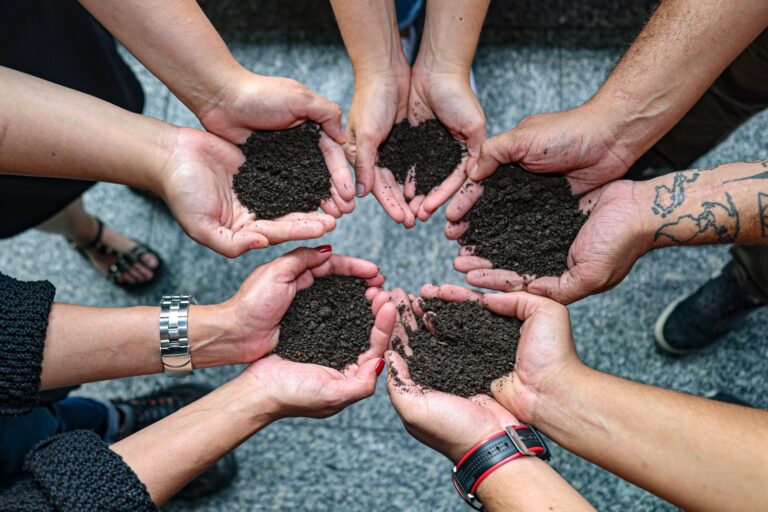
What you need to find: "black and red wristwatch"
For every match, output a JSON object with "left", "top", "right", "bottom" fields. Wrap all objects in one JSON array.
[{"left": 452, "top": 424, "right": 550, "bottom": 510}]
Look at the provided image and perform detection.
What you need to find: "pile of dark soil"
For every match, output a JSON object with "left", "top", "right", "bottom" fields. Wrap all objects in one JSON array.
[
  {"left": 275, "top": 276, "right": 373, "bottom": 370},
  {"left": 396, "top": 299, "right": 520, "bottom": 397},
  {"left": 459, "top": 165, "right": 587, "bottom": 278},
  {"left": 233, "top": 122, "right": 331, "bottom": 219},
  {"left": 378, "top": 119, "right": 463, "bottom": 196}
]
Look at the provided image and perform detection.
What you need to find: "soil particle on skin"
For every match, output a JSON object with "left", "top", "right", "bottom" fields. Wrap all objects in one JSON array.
[
  {"left": 459, "top": 164, "right": 587, "bottom": 278},
  {"left": 275, "top": 276, "right": 373, "bottom": 371},
  {"left": 398, "top": 299, "right": 520, "bottom": 397},
  {"left": 377, "top": 119, "right": 464, "bottom": 196},
  {"left": 233, "top": 122, "right": 331, "bottom": 220}
]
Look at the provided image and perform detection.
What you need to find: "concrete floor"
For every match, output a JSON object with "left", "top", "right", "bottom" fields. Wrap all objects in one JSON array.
[{"left": 1, "top": 1, "right": 766, "bottom": 510}]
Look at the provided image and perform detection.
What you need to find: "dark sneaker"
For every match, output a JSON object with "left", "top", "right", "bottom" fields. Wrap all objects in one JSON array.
[
  {"left": 111, "top": 383, "right": 238, "bottom": 500},
  {"left": 654, "top": 262, "right": 765, "bottom": 355}
]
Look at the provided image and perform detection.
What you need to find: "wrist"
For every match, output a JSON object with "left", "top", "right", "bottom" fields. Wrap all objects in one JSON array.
[
  {"left": 627, "top": 178, "right": 667, "bottom": 251},
  {"left": 514, "top": 358, "right": 589, "bottom": 427},
  {"left": 188, "top": 303, "right": 242, "bottom": 368},
  {"left": 216, "top": 372, "right": 278, "bottom": 431},
  {"left": 584, "top": 93, "right": 658, "bottom": 164}
]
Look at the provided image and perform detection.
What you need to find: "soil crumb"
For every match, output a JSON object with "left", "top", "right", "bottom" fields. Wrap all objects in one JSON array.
[
  {"left": 275, "top": 276, "right": 373, "bottom": 371},
  {"left": 460, "top": 164, "right": 587, "bottom": 278},
  {"left": 378, "top": 119, "right": 463, "bottom": 196},
  {"left": 398, "top": 299, "right": 520, "bottom": 397},
  {"left": 233, "top": 122, "right": 331, "bottom": 219}
]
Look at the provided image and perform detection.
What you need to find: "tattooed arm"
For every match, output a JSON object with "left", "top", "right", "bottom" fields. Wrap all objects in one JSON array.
[{"left": 495, "top": 160, "right": 768, "bottom": 304}]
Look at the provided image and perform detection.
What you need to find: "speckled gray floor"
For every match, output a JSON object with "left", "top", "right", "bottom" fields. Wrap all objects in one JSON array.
[{"left": 1, "top": 2, "right": 767, "bottom": 510}]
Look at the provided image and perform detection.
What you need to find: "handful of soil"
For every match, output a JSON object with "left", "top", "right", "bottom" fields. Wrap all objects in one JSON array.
[
  {"left": 378, "top": 119, "right": 464, "bottom": 196},
  {"left": 233, "top": 122, "right": 331, "bottom": 219},
  {"left": 459, "top": 165, "right": 587, "bottom": 278},
  {"left": 275, "top": 276, "right": 374, "bottom": 371},
  {"left": 396, "top": 299, "right": 520, "bottom": 397}
]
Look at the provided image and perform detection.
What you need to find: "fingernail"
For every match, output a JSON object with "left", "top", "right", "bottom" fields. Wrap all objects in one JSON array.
[
  {"left": 356, "top": 184, "right": 365, "bottom": 197},
  {"left": 468, "top": 163, "right": 479, "bottom": 178},
  {"left": 315, "top": 245, "right": 332, "bottom": 253},
  {"left": 375, "top": 359, "right": 385, "bottom": 376}
]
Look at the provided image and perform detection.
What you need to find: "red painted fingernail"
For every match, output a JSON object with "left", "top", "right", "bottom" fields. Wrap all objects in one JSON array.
[
  {"left": 375, "top": 359, "right": 385, "bottom": 376},
  {"left": 315, "top": 245, "right": 332, "bottom": 253}
]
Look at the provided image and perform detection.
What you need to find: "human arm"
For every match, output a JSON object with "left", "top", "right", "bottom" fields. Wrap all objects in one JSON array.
[
  {"left": 38, "top": 247, "right": 385, "bottom": 390},
  {"left": 480, "top": 290, "right": 768, "bottom": 511},
  {"left": 383, "top": 286, "right": 593, "bottom": 511},
  {"left": 330, "top": 0, "right": 416, "bottom": 226},
  {"left": 470, "top": 0, "right": 768, "bottom": 193},
  {"left": 0, "top": 66, "right": 345, "bottom": 256},
  {"left": 449, "top": 160, "right": 768, "bottom": 304},
  {"left": 407, "top": 0, "right": 488, "bottom": 220}
]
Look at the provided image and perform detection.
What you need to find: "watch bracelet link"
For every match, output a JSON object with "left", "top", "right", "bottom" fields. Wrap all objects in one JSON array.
[
  {"left": 159, "top": 294, "right": 195, "bottom": 377},
  {"left": 452, "top": 424, "right": 550, "bottom": 510}
]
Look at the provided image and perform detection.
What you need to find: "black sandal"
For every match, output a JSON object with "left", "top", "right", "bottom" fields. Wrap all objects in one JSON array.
[{"left": 68, "top": 219, "right": 163, "bottom": 291}]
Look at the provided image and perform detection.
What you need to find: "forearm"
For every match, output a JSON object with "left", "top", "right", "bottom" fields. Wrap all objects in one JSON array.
[
  {"left": 330, "top": 0, "right": 408, "bottom": 76},
  {"left": 40, "top": 303, "right": 240, "bottom": 389},
  {"left": 630, "top": 160, "right": 768, "bottom": 250},
  {"left": 532, "top": 364, "right": 768, "bottom": 510},
  {"left": 415, "top": 0, "right": 490, "bottom": 76},
  {"left": 111, "top": 373, "right": 275, "bottom": 504},
  {"left": 79, "top": 0, "right": 242, "bottom": 115},
  {"left": 0, "top": 66, "right": 172, "bottom": 191},
  {"left": 590, "top": 0, "right": 768, "bottom": 159},
  {"left": 477, "top": 457, "right": 594, "bottom": 511}
]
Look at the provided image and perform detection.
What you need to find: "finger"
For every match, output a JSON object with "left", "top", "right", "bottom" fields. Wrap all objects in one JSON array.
[
  {"left": 304, "top": 93, "right": 346, "bottom": 144},
  {"left": 392, "top": 288, "right": 418, "bottom": 330},
  {"left": 361, "top": 301, "right": 397, "bottom": 362},
  {"left": 458, "top": 246, "right": 479, "bottom": 257},
  {"left": 471, "top": 131, "right": 523, "bottom": 181},
  {"left": 420, "top": 284, "right": 483, "bottom": 303},
  {"left": 370, "top": 289, "right": 392, "bottom": 313},
  {"left": 467, "top": 269, "right": 527, "bottom": 292},
  {"left": 445, "top": 221, "right": 470, "bottom": 241},
  {"left": 419, "top": 158, "right": 469, "bottom": 218},
  {"left": 445, "top": 179, "right": 484, "bottom": 223},
  {"left": 194, "top": 221, "right": 270, "bottom": 258},
  {"left": 337, "top": 357, "right": 383, "bottom": 403},
  {"left": 320, "top": 131, "right": 355, "bottom": 201},
  {"left": 269, "top": 246, "right": 334, "bottom": 281},
  {"left": 252, "top": 219, "right": 329, "bottom": 244},
  {"left": 385, "top": 350, "right": 416, "bottom": 389},
  {"left": 295, "top": 268, "right": 316, "bottom": 290},
  {"left": 453, "top": 255, "right": 493, "bottom": 273},
  {"left": 309, "top": 254, "right": 380, "bottom": 280},
  {"left": 365, "top": 274, "right": 386, "bottom": 288},
  {"left": 481, "top": 291, "right": 563, "bottom": 322},
  {"left": 320, "top": 196, "right": 342, "bottom": 218},
  {"left": 526, "top": 272, "right": 584, "bottom": 305},
  {"left": 273, "top": 212, "right": 336, "bottom": 230},
  {"left": 403, "top": 166, "right": 417, "bottom": 199},
  {"left": 409, "top": 195, "right": 426, "bottom": 217},
  {"left": 372, "top": 168, "right": 415, "bottom": 227},
  {"left": 354, "top": 137, "right": 378, "bottom": 196},
  {"left": 329, "top": 183, "right": 355, "bottom": 214}
]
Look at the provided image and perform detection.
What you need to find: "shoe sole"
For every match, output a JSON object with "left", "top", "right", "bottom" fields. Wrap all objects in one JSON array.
[{"left": 653, "top": 294, "right": 701, "bottom": 356}]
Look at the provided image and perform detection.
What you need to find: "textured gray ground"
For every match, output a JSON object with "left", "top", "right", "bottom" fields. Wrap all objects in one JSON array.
[{"left": 1, "top": 1, "right": 767, "bottom": 510}]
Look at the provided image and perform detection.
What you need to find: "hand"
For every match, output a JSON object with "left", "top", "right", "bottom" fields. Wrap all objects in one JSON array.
[
  {"left": 469, "top": 102, "right": 637, "bottom": 194},
  {"left": 241, "top": 292, "right": 397, "bottom": 420},
  {"left": 345, "top": 66, "right": 417, "bottom": 227},
  {"left": 196, "top": 70, "right": 356, "bottom": 217},
  {"left": 384, "top": 285, "right": 518, "bottom": 463},
  {"left": 220, "top": 246, "right": 387, "bottom": 365},
  {"left": 160, "top": 127, "right": 346, "bottom": 257},
  {"left": 446, "top": 179, "right": 648, "bottom": 304},
  {"left": 407, "top": 67, "right": 486, "bottom": 221}
]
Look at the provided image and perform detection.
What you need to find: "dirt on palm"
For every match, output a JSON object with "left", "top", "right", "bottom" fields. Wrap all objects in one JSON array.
[
  {"left": 377, "top": 119, "right": 464, "bottom": 196},
  {"left": 233, "top": 122, "right": 331, "bottom": 220},
  {"left": 396, "top": 299, "right": 520, "bottom": 397},
  {"left": 275, "top": 276, "right": 373, "bottom": 371},
  {"left": 459, "top": 164, "right": 587, "bottom": 278}
]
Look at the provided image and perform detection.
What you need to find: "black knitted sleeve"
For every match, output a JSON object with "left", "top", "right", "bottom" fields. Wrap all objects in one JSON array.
[
  {"left": 22, "top": 430, "right": 158, "bottom": 512},
  {"left": 0, "top": 272, "right": 55, "bottom": 415}
]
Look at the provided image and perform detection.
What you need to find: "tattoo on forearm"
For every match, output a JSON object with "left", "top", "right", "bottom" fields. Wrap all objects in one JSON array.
[
  {"left": 724, "top": 171, "right": 768, "bottom": 184},
  {"left": 654, "top": 192, "right": 740, "bottom": 243},
  {"left": 652, "top": 171, "right": 699, "bottom": 218},
  {"left": 759, "top": 192, "right": 768, "bottom": 238}
]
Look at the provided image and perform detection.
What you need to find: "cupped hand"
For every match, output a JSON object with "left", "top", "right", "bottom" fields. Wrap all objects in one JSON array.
[
  {"left": 407, "top": 67, "right": 486, "bottom": 221},
  {"left": 160, "top": 127, "right": 345, "bottom": 257},
  {"left": 240, "top": 284, "right": 397, "bottom": 420},
  {"left": 222, "top": 246, "right": 387, "bottom": 364},
  {"left": 445, "top": 178, "right": 647, "bottom": 304},
  {"left": 345, "top": 67, "right": 417, "bottom": 228},
  {"left": 469, "top": 103, "right": 636, "bottom": 194}
]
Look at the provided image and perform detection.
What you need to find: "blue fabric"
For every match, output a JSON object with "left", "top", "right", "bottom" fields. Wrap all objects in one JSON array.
[
  {"left": 0, "top": 397, "right": 111, "bottom": 485},
  {"left": 396, "top": 0, "right": 424, "bottom": 30}
]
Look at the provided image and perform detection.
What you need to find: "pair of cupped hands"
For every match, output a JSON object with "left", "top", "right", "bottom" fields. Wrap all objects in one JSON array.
[
  {"left": 219, "top": 244, "right": 578, "bottom": 464},
  {"left": 160, "top": 65, "right": 648, "bottom": 307}
]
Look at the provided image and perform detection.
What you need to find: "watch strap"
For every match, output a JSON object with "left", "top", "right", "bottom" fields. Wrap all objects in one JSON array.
[
  {"left": 159, "top": 295, "right": 195, "bottom": 377},
  {"left": 452, "top": 424, "right": 550, "bottom": 510}
]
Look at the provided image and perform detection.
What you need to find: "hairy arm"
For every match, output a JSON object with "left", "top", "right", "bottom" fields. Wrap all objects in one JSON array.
[{"left": 594, "top": 0, "right": 768, "bottom": 160}]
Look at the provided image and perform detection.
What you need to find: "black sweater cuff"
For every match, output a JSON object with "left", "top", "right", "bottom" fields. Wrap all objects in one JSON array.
[
  {"left": 0, "top": 273, "right": 55, "bottom": 415},
  {"left": 24, "top": 430, "right": 157, "bottom": 512}
]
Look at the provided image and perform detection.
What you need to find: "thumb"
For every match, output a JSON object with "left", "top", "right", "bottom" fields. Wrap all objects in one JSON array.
[
  {"left": 526, "top": 272, "right": 584, "bottom": 305},
  {"left": 471, "top": 130, "right": 526, "bottom": 181},
  {"left": 268, "top": 246, "right": 334, "bottom": 281},
  {"left": 192, "top": 223, "right": 269, "bottom": 258},
  {"left": 304, "top": 92, "right": 346, "bottom": 144},
  {"left": 354, "top": 137, "right": 378, "bottom": 196}
]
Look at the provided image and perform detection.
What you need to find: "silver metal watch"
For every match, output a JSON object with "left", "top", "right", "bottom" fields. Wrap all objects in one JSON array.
[{"left": 159, "top": 295, "right": 196, "bottom": 377}]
